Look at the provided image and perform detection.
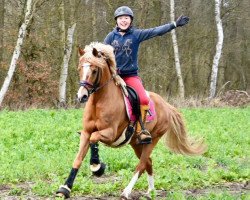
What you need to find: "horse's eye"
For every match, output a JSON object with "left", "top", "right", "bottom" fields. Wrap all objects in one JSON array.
[{"left": 92, "top": 69, "right": 97, "bottom": 74}]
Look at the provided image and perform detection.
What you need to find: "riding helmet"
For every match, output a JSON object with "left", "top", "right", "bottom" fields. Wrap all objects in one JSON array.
[{"left": 114, "top": 6, "right": 134, "bottom": 20}]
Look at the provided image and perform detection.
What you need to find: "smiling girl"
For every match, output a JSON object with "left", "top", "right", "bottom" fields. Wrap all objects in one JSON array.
[{"left": 104, "top": 6, "right": 189, "bottom": 144}]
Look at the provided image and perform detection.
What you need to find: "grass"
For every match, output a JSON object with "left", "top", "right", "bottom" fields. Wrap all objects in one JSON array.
[{"left": 0, "top": 107, "right": 249, "bottom": 199}]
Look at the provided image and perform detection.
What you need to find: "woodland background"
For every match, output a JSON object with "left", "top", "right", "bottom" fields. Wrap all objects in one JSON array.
[{"left": 0, "top": 0, "right": 249, "bottom": 109}]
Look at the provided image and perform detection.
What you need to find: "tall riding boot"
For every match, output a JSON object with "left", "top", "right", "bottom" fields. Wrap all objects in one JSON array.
[{"left": 136, "top": 105, "right": 152, "bottom": 144}]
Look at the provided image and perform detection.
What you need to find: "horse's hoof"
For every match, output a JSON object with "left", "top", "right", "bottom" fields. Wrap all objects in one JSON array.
[
  {"left": 91, "top": 162, "right": 106, "bottom": 177},
  {"left": 56, "top": 185, "right": 71, "bottom": 199},
  {"left": 120, "top": 196, "right": 128, "bottom": 200},
  {"left": 120, "top": 191, "right": 130, "bottom": 200},
  {"left": 56, "top": 192, "right": 66, "bottom": 198}
]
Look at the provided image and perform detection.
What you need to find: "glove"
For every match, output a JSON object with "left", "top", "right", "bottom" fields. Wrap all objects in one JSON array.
[{"left": 176, "top": 15, "right": 189, "bottom": 27}]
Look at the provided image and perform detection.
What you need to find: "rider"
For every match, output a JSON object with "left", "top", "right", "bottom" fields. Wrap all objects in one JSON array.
[{"left": 104, "top": 6, "right": 189, "bottom": 144}]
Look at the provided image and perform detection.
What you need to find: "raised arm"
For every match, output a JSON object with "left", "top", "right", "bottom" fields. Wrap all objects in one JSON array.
[{"left": 136, "top": 15, "right": 189, "bottom": 42}]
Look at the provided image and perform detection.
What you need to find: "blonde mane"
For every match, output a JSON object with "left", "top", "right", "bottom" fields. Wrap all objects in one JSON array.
[{"left": 83, "top": 42, "right": 116, "bottom": 69}]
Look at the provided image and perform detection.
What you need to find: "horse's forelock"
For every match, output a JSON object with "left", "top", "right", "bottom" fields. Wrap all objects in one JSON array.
[
  {"left": 82, "top": 42, "right": 116, "bottom": 69},
  {"left": 81, "top": 51, "right": 106, "bottom": 69}
]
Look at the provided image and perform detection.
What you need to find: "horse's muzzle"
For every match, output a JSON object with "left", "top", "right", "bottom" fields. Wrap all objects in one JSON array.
[
  {"left": 77, "top": 86, "right": 89, "bottom": 103},
  {"left": 76, "top": 93, "right": 89, "bottom": 103}
]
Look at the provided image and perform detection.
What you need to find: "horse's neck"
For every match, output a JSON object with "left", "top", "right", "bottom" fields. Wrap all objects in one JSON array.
[
  {"left": 91, "top": 71, "right": 122, "bottom": 106},
  {"left": 93, "top": 82, "right": 119, "bottom": 102}
]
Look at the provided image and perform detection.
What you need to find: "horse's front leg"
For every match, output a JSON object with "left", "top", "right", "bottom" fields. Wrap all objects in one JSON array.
[
  {"left": 89, "top": 127, "right": 115, "bottom": 144},
  {"left": 56, "top": 132, "right": 90, "bottom": 198},
  {"left": 89, "top": 143, "right": 106, "bottom": 177},
  {"left": 88, "top": 127, "right": 115, "bottom": 176}
]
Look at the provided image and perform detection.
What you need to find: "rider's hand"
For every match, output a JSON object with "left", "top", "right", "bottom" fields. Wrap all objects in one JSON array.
[{"left": 176, "top": 15, "right": 189, "bottom": 27}]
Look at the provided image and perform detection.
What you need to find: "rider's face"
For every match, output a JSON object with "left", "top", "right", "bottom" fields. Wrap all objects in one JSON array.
[{"left": 116, "top": 15, "right": 132, "bottom": 30}]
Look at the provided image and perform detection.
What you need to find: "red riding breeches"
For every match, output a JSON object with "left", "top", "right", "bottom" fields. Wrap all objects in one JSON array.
[{"left": 123, "top": 76, "right": 149, "bottom": 105}]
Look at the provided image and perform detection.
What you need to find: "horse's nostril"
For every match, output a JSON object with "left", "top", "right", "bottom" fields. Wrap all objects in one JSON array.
[{"left": 80, "top": 95, "right": 89, "bottom": 103}]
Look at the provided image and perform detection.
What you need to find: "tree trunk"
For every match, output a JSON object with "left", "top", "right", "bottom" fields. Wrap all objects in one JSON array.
[
  {"left": 0, "top": 0, "right": 5, "bottom": 86},
  {"left": 209, "top": 0, "right": 224, "bottom": 99},
  {"left": 0, "top": 0, "right": 34, "bottom": 106},
  {"left": 58, "top": 23, "right": 76, "bottom": 105},
  {"left": 170, "top": 0, "right": 185, "bottom": 99},
  {"left": 58, "top": 0, "right": 66, "bottom": 105},
  {"left": 92, "top": 0, "right": 97, "bottom": 41}
]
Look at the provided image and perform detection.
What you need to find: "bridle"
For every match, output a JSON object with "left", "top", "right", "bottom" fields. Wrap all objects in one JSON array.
[
  {"left": 79, "top": 74, "right": 116, "bottom": 96},
  {"left": 78, "top": 56, "right": 116, "bottom": 103}
]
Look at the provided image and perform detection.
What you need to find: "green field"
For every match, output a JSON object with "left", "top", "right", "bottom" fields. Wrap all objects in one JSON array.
[{"left": 0, "top": 107, "right": 249, "bottom": 199}]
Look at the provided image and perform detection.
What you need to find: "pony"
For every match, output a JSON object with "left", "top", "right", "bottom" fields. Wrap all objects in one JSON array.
[{"left": 56, "top": 42, "right": 206, "bottom": 199}]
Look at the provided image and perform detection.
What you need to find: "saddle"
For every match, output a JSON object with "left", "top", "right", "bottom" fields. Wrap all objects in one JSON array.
[
  {"left": 110, "top": 86, "right": 139, "bottom": 147},
  {"left": 110, "top": 86, "right": 155, "bottom": 147},
  {"left": 126, "top": 86, "right": 141, "bottom": 121},
  {"left": 124, "top": 86, "right": 155, "bottom": 123}
]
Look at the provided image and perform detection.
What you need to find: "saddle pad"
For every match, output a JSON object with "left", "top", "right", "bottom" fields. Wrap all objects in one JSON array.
[
  {"left": 109, "top": 92, "right": 156, "bottom": 147},
  {"left": 123, "top": 92, "right": 156, "bottom": 122}
]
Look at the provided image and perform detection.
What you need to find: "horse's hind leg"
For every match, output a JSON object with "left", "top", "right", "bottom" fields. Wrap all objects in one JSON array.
[
  {"left": 56, "top": 132, "right": 90, "bottom": 198},
  {"left": 121, "top": 144, "right": 143, "bottom": 199},
  {"left": 121, "top": 138, "right": 160, "bottom": 199}
]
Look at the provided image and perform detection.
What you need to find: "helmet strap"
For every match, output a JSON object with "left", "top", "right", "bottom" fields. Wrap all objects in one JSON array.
[
  {"left": 116, "top": 21, "right": 133, "bottom": 33},
  {"left": 116, "top": 25, "right": 132, "bottom": 33}
]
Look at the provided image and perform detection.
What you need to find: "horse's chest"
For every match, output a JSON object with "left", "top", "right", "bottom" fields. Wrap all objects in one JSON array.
[
  {"left": 84, "top": 115, "right": 111, "bottom": 131},
  {"left": 84, "top": 104, "right": 122, "bottom": 132}
]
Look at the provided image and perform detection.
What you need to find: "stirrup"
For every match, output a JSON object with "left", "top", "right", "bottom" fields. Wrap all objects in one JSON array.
[{"left": 137, "top": 130, "right": 152, "bottom": 144}]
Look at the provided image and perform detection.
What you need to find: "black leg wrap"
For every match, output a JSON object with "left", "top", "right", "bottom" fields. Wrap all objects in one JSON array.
[
  {"left": 92, "top": 162, "right": 106, "bottom": 177},
  {"left": 64, "top": 168, "right": 78, "bottom": 189},
  {"left": 90, "top": 143, "right": 106, "bottom": 177},
  {"left": 137, "top": 137, "right": 152, "bottom": 144},
  {"left": 90, "top": 143, "right": 100, "bottom": 165}
]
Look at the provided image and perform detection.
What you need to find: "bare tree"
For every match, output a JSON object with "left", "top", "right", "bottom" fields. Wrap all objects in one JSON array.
[
  {"left": 0, "top": 0, "right": 5, "bottom": 85},
  {"left": 0, "top": 0, "right": 38, "bottom": 106},
  {"left": 58, "top": 23, "right": 76, "bottom": 106},
  {"left": 209, "top": 0, "right": 224, "bottom": 98},
  {"left": 92, "top": 0, "right": 97, "bottom": 41},
  {"left": 170, "top": 0, "right": 185, "bottom": 99},
  {"left": 58, "top": 0, "right": 77, "bottom": 106},
  {"left": 58, "top": 0, "right": 66, "bottom": 106}
]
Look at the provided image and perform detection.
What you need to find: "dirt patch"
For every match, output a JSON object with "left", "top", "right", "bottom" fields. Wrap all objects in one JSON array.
[
  {"left": 218, "top": 90, "right": 250, "bottom": 107},
  {"left": 0, "top": 181, "right": 249, "bottom": 199},
  {"left": 167, "top": 90, "right": 250, "bottom": 108},
  {"left": 185, "top": 181, "right": 249, "bottom": 198}
]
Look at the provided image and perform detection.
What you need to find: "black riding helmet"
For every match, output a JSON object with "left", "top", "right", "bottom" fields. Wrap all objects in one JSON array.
[{"left": 114, "top": 6, "right": 134, "bottom": 20}]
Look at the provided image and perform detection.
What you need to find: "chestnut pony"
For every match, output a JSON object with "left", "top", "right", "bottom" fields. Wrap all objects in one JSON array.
[{"left": 56, "top": 42, "right": 206, "bottom": 199}]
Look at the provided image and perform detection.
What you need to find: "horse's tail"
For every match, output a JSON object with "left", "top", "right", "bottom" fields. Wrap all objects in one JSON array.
[{"left": 164, "top": 104, "right": 206, "bottom": 155}]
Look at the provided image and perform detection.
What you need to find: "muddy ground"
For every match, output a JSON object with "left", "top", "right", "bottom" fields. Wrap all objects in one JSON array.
[{"left": 0, "top": 181, "right": 249, "bottom": 199}]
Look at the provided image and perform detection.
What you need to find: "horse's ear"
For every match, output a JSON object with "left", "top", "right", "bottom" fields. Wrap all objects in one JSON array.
[
  {"left": 92, "top": 48, "right": 99, "bottom": 57},
  {"left": 78, "top": 47, "right": 85, "bottom": 56}
]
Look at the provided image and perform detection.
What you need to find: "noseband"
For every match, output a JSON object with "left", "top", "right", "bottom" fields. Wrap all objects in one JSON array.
[
  {"left": 78, "top": 67, "right": 116, "bottom": 103},
  {"left": 78, "top": 81, "right": 94, "bottom": 98}
]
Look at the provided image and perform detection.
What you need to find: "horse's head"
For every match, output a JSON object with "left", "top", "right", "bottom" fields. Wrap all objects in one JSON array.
[{"left": 77, "top": 43, "right": 116, "bottom": 103}]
